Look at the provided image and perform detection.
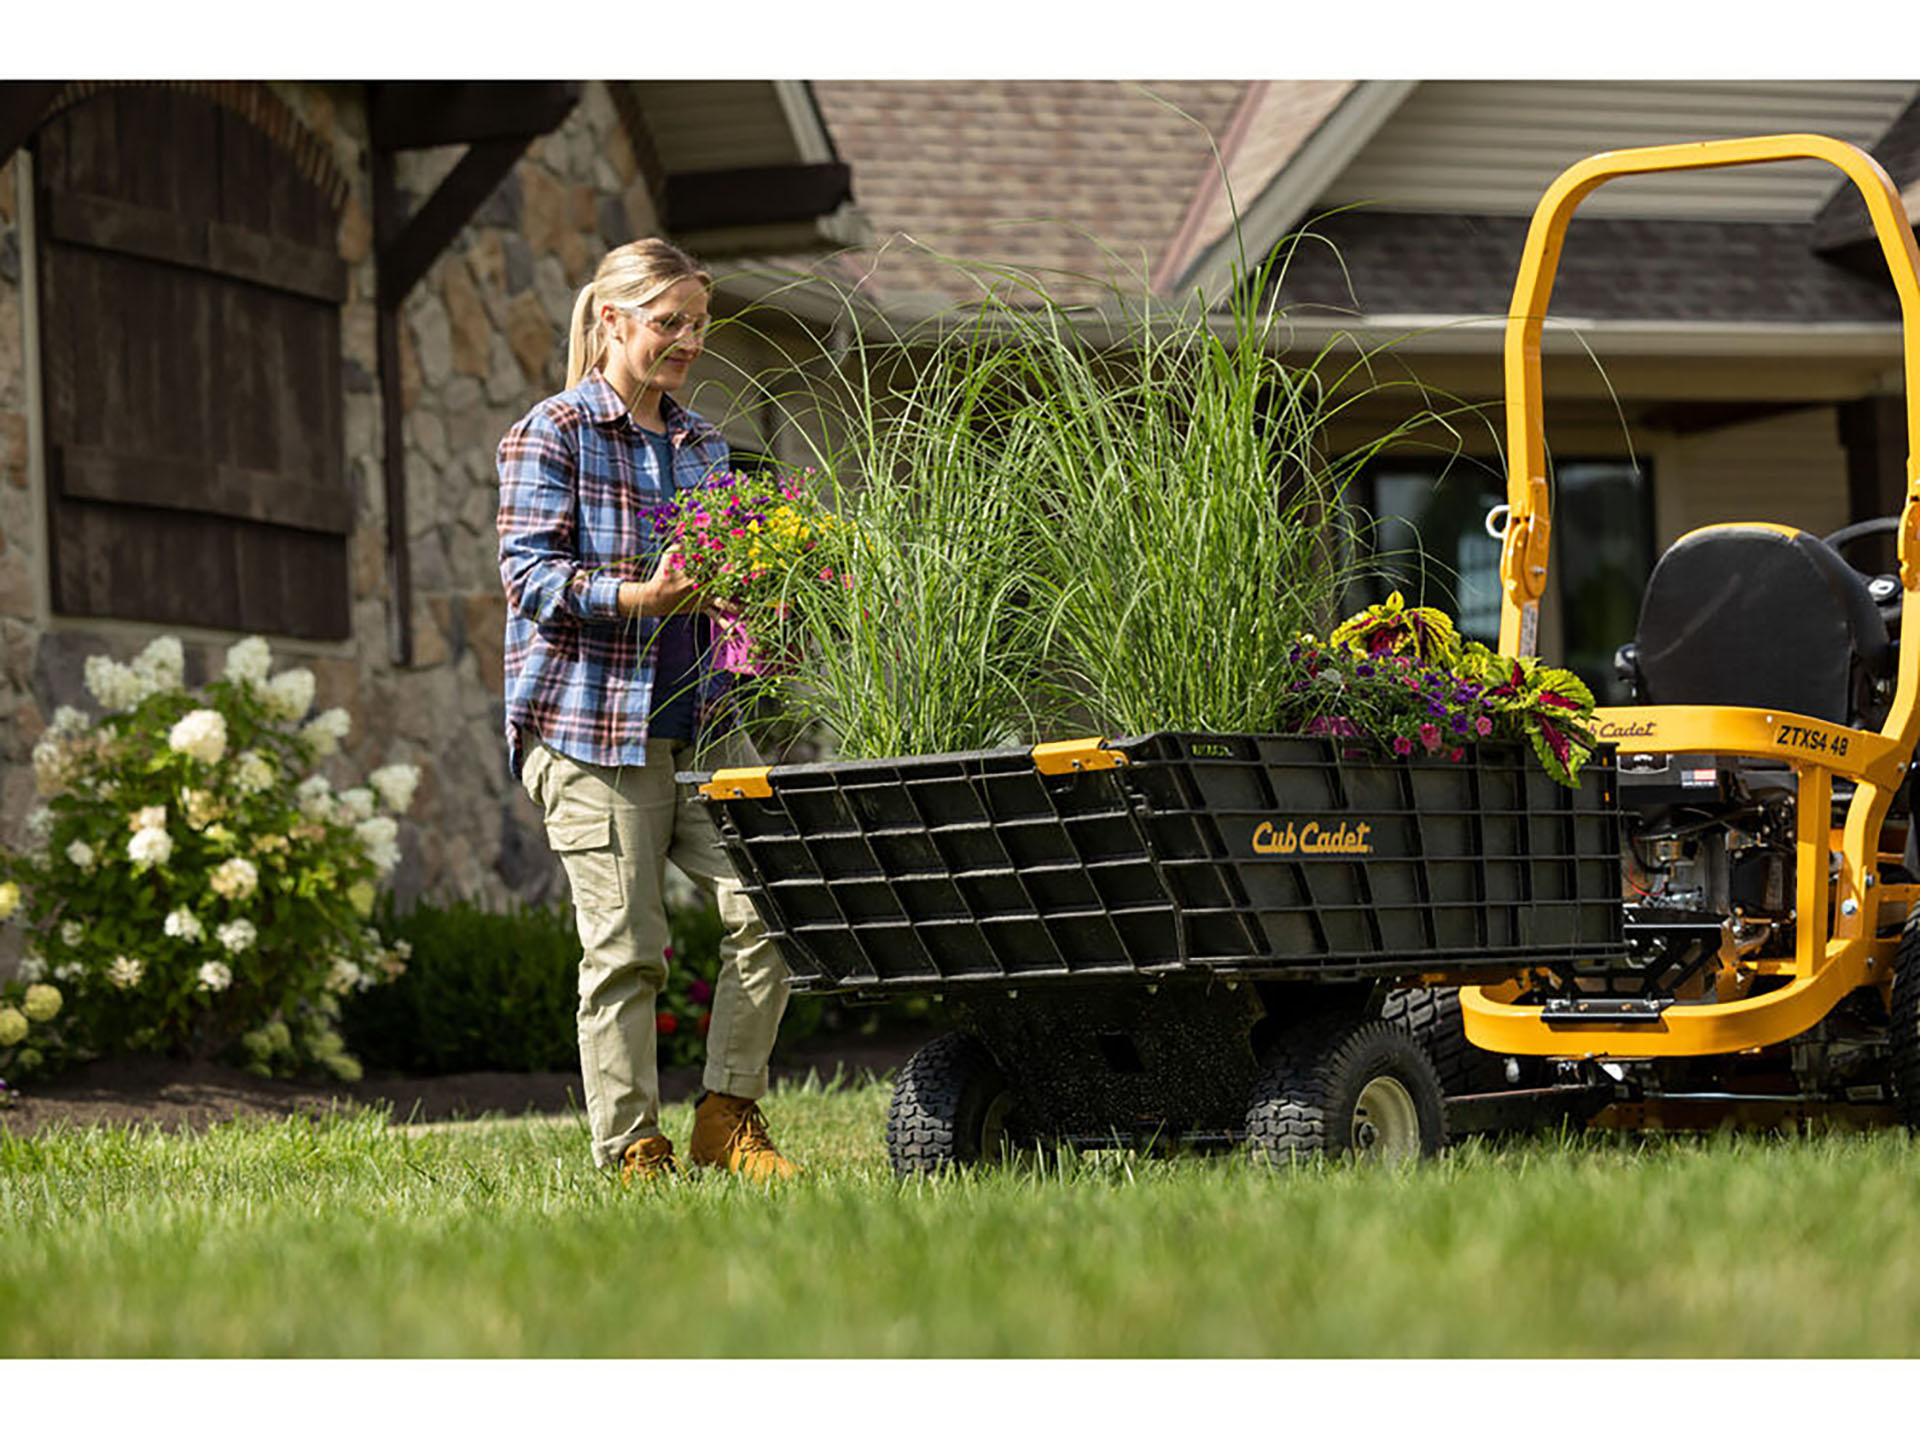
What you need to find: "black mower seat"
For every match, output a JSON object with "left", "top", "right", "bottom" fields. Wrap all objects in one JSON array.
[{"left": 1632, "top": 523, "right": 1891, "bottom": 730}]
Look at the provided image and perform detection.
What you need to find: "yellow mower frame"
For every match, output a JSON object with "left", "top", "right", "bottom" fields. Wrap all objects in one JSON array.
[{"left": 1464, "top": 133, "right": 1920, "bottom": 1061}]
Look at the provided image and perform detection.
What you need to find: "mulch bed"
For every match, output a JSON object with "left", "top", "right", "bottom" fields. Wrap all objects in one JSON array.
[{"left": 0, "top": 1026, "right": 940, "bottom": 1139}]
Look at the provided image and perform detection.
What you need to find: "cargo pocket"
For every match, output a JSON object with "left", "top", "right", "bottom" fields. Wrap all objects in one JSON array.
[{"left": 547, "top": 808, "right": 625, "bottom": 910}]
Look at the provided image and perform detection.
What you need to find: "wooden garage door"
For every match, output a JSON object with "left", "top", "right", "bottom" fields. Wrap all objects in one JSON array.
[{"left": 34, "top": 85, "right": 351, "bottom": 639}]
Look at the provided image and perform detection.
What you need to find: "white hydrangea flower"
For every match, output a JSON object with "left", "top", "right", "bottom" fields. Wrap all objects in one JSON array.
[
  {"left": 54, "top": 961, "right": 83, "bottom": 984},
  {"left": 368, "top": 763, "right": 422, "bottom": 814},
  {"left": 59, "top": 920, "right": 83, "bottom": 948},
  {"left": 66, "top": 839, "right": 96, "bottom": 871},
  {"left": 234, "top": 751, "right": 276, "bottom": 794},
  {"left": 127, "top": 827, "right": 173, "bottom": 870},
  {"left": 50, "top": 705, "right": 92, "bottom": 735},
  {"left": 167, "top": 708, "right": 229, "bottom": 766},
  {"left": 324, "top": 956, "right": 364, "bottom": 995},
  {"left": 131, "top": 804, "right": 168, "bottom": 832},
  {"left": 17, "top": 953, "right": 47, "bottom": 984},
  {"left": 26, "top": 807, "right": 52, "bottom": 845},
  {"left": 215, "top": 919, "right": 257, "bottom": 954},
  {"left": 295, "top": 775, "right": 335, "bottom": 821},
  {"left": 164, "top": 907, "right": 205, "bottom": 943},
  {"left": 209, "top": 857, "right": 259, "bottom": 902},
  {"left": 196, "top": 960, "right": 234, "bottom": 992},
  {"left": 300, "top": 707, "right": 352, "bottom": 757},
  {"left": 337, "top": 787, "right": 376, "bottom": 823},
  {"left": 354, "top": 816, "right": 401, "bottom": 874},
  {"left": 182, "top": 789, "right": 221, "bottom": 830},
  {"left": 31, "top": 734, "right": 70, "bottom": 796},
  {"left": 261, "top": 667, "right": 316, "bottom": 723},
  {"left": 22, "top": 984, "right": 61, "bottom": 1023},
  {"left": 107, "top": 955, "right": 144, "bottom": 989},
  {"left": 131, "top": 636, "right": 185, "bottom": 694},
  {"left": 83, "top": 654, "right": 151, "bottom": 710},
  {"left": 0, "top": 1007, "right": 26, "bottom": 1047},
  {"left": 223, "top": 636, "right": 273, "bottom": 688}
]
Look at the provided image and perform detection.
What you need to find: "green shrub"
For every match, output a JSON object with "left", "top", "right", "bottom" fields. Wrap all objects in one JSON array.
[{"left": 344, "top": 893, "right": 737, "bottom": 1075}]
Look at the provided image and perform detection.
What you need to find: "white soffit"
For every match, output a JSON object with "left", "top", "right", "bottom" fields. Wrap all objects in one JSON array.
[{"left": 1321, "top": 79, "right": 1920, "bottom": 220}]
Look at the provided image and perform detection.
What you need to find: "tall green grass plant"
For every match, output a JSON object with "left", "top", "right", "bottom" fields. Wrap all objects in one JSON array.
[{"left": 699, "top": 235, "right": 1468, "bottom": 758}]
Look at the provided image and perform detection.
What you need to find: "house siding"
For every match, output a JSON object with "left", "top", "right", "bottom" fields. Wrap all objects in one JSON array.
[
  {"left": 1651, "top": 405, "right": 1852, "bottom": 548},
  {"left": 1324, "top": 80, "right": 1919, "bottom": 220}
]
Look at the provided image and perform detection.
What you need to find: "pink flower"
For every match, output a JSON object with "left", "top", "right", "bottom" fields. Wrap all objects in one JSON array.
[
  {"left": 1392, "top": 736, "right": 1413, "bottom": 756},
  {"left": 1474, "top": 715, "right": 1493, "bottom": 737},
  {"left": 1419, "top": 723, "right": 1442, "bottom": 751},
  {"left": 819, "top": 567, "right": 835, "bottom": 582}
]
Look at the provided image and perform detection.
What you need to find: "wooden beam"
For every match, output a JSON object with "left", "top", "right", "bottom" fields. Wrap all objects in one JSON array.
[
  {"left": 378, "top": 135, "right": 530, "bottom": 306},
  {"left": 608, "top": 81, "right": 669, "bottom": 227},
  {"left": 664, "top": 162, "right": 852, "bottom": 234},
  {"left": 0, "top": 81, "right": 65, "bottom": 167},
  {"left": 368, "top": 81, "right": 581, "bottom": 152},
  {"left": 371, "top": 144, "right": 414, "bottom": 668}
]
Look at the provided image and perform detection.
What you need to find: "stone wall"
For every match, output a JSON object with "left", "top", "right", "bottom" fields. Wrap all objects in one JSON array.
[{"left": 0, "top": 80, "right": 825, "bottom": 933}]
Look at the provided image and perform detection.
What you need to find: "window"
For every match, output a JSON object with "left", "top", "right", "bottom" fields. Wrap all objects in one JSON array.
[{"left": 1353, "top": 455, "right": 1654, "bottom": 703}]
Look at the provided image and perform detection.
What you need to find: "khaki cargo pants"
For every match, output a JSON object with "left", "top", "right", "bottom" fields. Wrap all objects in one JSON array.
[{"left": 521, "top": 735, "right": 789, "bottom": 1169}]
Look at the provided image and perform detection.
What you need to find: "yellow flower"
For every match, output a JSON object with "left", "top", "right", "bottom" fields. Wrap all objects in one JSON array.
[
  {"left": 347, "top": 880, "right": 376, "bottom": 918},
  {"left": 0, "top": 1006, "right": 27, "bottom": 1047},
  {"left": 0, "top": 880, "right": 19, "bottom": 921}
]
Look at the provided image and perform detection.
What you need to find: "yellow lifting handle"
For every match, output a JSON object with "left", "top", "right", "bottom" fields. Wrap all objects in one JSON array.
[{"left": 1496, "top": 133, "right": 1920, "bottom": 668}]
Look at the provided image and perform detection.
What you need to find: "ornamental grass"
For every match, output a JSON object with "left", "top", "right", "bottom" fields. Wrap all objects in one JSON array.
[{"left": 691, "top": 230, "right": 1482, "bottom": 761}]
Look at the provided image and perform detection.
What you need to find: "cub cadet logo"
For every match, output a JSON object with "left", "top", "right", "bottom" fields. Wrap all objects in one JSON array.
[
  {"left": 1252, "top": 820, "right": 1375, "bottom": 857},
  {"left": 1597, "top": 719, "right": 1657, "bottom": 740}
]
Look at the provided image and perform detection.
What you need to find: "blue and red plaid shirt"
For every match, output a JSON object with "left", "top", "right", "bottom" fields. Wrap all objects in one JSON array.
[{"left": 496, "top": 370, "right": 732, "bottom": 778}]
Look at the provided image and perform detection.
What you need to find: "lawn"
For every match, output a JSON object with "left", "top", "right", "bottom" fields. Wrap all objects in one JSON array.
[{"left": 4, "top": 1077, "right": 1920, "bottom": 1358}]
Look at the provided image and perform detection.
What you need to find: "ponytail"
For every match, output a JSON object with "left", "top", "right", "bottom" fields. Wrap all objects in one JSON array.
[{"left": 564, "top": 283, "right": 605, "bottom": 390}]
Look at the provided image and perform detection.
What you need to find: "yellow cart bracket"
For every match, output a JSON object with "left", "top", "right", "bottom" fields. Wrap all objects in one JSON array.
[{"left": 1471, "top": 133, "right": 1920, "bottom": 1060}]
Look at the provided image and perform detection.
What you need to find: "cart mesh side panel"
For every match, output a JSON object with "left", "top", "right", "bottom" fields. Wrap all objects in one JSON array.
[
  {"left": 704, "top": 749, "right": 1183, "bottom": 989},
  {"left": 697, "top": 734, "right": 1625, "bottom": 992},
  {"left": 1110, "top": 734, "right": 1624, "bottom": 973}
]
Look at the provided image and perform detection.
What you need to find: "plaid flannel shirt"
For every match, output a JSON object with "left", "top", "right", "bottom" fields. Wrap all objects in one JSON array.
[{"left": 496, "top": 371, "right": 732, "bottom": 778}]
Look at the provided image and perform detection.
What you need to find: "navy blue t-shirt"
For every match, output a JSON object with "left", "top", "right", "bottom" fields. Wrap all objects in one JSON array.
[{"left": 640, "top": 426, "right": 699, "bottom": 742}]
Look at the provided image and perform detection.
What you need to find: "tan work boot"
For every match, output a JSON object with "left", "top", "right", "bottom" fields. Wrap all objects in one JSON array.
[
  {"left": 620, "top": 1133, "right": 679, "bottom": 1186},
  {"left": 688, "top": 1092, "right": 800, "bottom": 1182}
]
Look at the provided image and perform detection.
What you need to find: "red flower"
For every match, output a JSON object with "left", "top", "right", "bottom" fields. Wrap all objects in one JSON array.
[
  {"left": 697, "top": 1014, "right": 712, "bottom": 1036},
  {"left": 656, "top": 1013, "right": 679, "bottom": 1036}
]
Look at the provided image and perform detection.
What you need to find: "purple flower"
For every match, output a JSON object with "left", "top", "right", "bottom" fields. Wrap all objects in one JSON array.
[{"left": 689, "top": 978, "right": 714, "bottom": 1005}]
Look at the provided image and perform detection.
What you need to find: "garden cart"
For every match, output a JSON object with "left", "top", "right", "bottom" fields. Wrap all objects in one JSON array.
[{"left": 687, "top": 132, "right": 1920, "bottom": 1173}]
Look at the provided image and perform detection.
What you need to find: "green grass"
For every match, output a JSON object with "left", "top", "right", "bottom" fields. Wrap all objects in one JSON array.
[{"left": 4, "top": 1082, "right": 1920, "bottom": 1357}]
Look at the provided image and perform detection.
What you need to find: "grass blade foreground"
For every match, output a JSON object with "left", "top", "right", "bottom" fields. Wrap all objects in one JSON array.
[{"left": 5, "top": 1081, "right": 1920, "bottom": 1358}]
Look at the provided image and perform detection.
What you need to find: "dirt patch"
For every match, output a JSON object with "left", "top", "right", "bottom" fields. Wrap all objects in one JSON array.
[{"left": 0, "top": 1025, "right": 940, "bottom": 1140}]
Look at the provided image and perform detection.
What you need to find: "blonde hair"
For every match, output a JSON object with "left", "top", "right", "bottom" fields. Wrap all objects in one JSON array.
[{"left": 565, "top": 238, "right": 712, "bottom": 388}]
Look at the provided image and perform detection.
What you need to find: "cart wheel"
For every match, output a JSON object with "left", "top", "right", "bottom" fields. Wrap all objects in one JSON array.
[
  {"left": 1889, "top": 910, "right": 1920, "bottom": 1128},
  {"left": 1381, "top": 985, "right": 1524, "bottom": 1095},
  {"left": 886, "top": 1032, "right": 1019, "bottom": 1176},
  {"left": 1245, "top": 1017, "right": 1447, "bottom": 1167}
]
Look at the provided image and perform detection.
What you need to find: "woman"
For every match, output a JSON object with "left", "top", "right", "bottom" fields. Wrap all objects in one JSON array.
[{"left": 496, "top": 238, "right": 795, "bottom": 1184}]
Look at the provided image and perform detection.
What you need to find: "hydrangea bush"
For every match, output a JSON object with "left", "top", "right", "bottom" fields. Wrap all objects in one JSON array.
[{"left": 0, "top": 635, "right": 419, "bottom": 1084}]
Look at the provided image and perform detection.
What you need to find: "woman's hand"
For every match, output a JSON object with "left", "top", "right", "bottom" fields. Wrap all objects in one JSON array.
[{"left": 619, "top": 549, "right": 733, "bottom": 620}]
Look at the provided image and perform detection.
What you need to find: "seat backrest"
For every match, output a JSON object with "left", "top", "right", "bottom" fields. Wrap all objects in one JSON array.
[{"left": 1634, "top": 523, "right": 1891, "bottom": 728}]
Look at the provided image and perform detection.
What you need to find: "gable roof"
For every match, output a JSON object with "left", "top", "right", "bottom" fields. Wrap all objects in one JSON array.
[{"left": 802, "top": 79, "right": 1248, "bottom": 310}]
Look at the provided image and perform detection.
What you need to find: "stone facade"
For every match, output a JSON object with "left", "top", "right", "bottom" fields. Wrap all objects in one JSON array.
[{"left": 0, "top": 80, "right": 805, "bottom": 924}]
